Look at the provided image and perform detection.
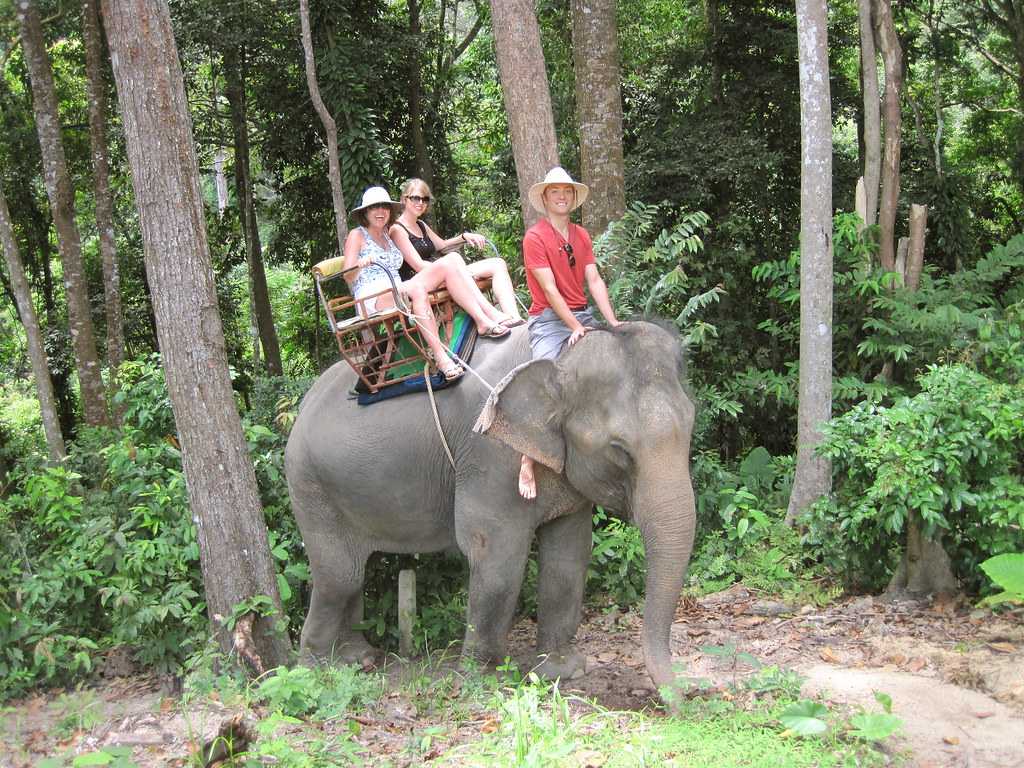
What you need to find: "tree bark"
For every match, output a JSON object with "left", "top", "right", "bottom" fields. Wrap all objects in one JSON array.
[
  {"left": 489, "top": 0, "right": 560, "bottom": 229},
  {"left": 858, "top": 0, "right": 881, "bottom": 228},
  {"left": 298, "top": 0, "right": 349, "bottom": 256},
  {"left": 886, "top": 510, "right": 957, "bottom": 598},
  {"left": 571, "top": 0, "right": 626, "bottom": 235},
  {"left": 786, "top": 0, "right": 833, "bottom": 525},
  {"left": 101, "top": 0, "right": 290, "bottom": 670},
  {"left": 0, "top": 184, "right": 66, "bottom": 461},
  {"left": 406, "top": 0, "right": 435, "bottom": 189},
  {"left": 905, "top": 204, "right": 927, "bottom": 291},
  {"left": 16, "top": 0, "right": 109, "bottom": 427},
  {"left": 83, "top": 0, "right": 126, "bottom": 421},
  {"left": 873, "top": 0, "right": 902, "bottom": 273},
  {"left": 224, "top": 44, "right": 283, "bottom": 377}
]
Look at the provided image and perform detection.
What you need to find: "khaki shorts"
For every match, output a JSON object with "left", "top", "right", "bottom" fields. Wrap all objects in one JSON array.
[{"left": 527, "top": 307, "right": 599, "bottom": 360}]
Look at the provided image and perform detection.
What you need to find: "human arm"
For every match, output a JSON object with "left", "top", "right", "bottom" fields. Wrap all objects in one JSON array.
[
  {"left": 341, "top": 229, "right": 370, "bottom": 283},
  {"left": 585, "top": 264, "right": 620, "bottom": 327},
  {"left": 423, "top": 221, "right": 487, "bottom": 252},
  {"left": 530, "top": 266, "right": 591, "bottom": 344}
]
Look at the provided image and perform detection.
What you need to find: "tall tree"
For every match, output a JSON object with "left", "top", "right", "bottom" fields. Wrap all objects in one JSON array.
[
  {"left": 406, "top": 0, "right": 434, "bottom": 189},
  {"left": 82, "top": 0, "right": 126, "bottom": 417},
  {"left": 858, "top": 0, "right": 881, "bottom": 227},
  {"left": 873, "top": 0, "right": 903, "bottom": 272},
  {"left": 224, "top": 43, "right": 283, "bottom": 376},
  {"left": 571, "top": 0, "right": 627, "bottom": 235},
  {"left": 16, "top": 0, "right": 109, "bottom": 427},
  {"left": 101, "top": 0, "right": 290, "bottom": 670},
  {"left": 0, "top": 184, "right": 66, "bottom": 461},
  {"left": 489, "top": 0, "right": 560, "bottom": 228},
  {"left": 298, "top": 0, "right": 349, "bottom": 256},
  {"left": 786, "top": 0, "right": 833, "bottom": 524}
]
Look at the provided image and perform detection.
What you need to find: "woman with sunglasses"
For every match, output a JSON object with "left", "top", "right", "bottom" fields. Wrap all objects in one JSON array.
[
  {"left": 344, "top": 186, "right": 510, "bottom": 381},
  {"left": 391, "top": 178, "right": 525, "bottom": 330}
]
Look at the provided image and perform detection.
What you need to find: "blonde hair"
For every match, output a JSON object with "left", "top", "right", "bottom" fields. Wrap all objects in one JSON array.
[{"left": 401, "top": 178, "right": 432, "bottom": 204}]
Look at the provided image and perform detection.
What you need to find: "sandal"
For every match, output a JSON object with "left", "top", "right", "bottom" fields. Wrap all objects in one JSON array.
[
  {"left": 439, "top": 363, "right": 464, "bottom": 382},
  {"left": 499, "top": 316, "right": 526, "bottom": 329},
  {"left": 479, "top": 324, "right": 511, "bottom": 339}
]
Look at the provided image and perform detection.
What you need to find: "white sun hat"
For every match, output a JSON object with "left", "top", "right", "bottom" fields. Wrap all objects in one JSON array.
[
  {"left": 528, "top": 167, "right": 589, "bottom": 214},
  {"left": 351, "top": 186, "right": 403, "bottom": 216}
]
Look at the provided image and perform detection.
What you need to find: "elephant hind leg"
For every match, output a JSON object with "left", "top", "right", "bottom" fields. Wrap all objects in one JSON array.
[{"left": 299, "top": 574, "right": 376, "bottom": 668}]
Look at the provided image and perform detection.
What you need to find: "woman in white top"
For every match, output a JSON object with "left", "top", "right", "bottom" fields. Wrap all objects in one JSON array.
[{"left": 342, "top": 187, "right": 507, "bottom": 381}]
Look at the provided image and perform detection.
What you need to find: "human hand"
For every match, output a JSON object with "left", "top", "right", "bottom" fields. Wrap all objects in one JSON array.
[
  {"left": 357, "top": 256, "right": 376, "bottom": 269},
  {"left": 464, "top": 232, "right": 487, "bottom": 249},
  {"left": 568, "top": 326, "right": 589, "bottom": 346}
]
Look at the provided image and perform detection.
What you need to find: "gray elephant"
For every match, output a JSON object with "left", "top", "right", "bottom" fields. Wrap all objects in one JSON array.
[{"left": 284, "top": 320, "right": 696, "bottom": 691}]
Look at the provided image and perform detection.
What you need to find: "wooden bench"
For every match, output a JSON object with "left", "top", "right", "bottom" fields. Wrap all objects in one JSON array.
[{"left": 314, "top": 255, "right": 490, "bottom": 394}]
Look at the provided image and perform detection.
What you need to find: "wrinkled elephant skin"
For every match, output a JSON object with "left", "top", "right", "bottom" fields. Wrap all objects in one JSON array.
[{"left": 285, "top": 321, "right": 696, "bottom": 690}]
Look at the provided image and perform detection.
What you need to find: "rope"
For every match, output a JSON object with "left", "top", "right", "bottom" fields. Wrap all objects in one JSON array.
[
  {"left": 400, "top": 305, "right": 497, "bottom": 393},
  {"left": 424, "top": 363, "right": 456, "bottom": 470}
]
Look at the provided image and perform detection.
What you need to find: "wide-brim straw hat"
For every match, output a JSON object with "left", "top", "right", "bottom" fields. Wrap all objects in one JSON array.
[
  {"left": 351, "top": 186, "right": 403, "bottom": 216},
  {"left": 528, "top": 167, "right": 589, "bottom": 214}
]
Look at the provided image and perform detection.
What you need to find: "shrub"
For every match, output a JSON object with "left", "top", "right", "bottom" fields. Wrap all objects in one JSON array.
[{"left": 806, "top": 364, "right": 1024, "bottom": 592}]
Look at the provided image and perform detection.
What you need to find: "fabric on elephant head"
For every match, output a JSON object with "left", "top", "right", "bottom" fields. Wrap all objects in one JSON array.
[{"left": 355, "top": 310, "right": 477, "bottom": 405}]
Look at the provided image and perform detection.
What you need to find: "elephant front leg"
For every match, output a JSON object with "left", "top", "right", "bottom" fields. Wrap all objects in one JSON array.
[
  {"left": 459, "top": 521, "right": 532, "bottom": 666},
  {"left": 534, "top": 510, "right": 591, "bottom": 680}
]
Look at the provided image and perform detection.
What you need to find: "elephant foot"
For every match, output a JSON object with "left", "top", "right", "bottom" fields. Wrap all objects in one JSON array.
[
  {"left": 534, "top": 647, "right": 586, "bottom": 681},
  {"left": 299, "top": 638, "right": 379, "bottom": 670}
]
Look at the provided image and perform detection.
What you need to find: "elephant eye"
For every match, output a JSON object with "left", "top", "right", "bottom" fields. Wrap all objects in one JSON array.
[{"left": 607, "top": 440, "right": 633, "bottom": 470}]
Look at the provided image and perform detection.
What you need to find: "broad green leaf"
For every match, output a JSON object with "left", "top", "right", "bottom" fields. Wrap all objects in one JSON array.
[
  {"left": 780, "top": 700, "right": 829, "bottom": 736},
  {"left": 849, "top": 713, "right": 902, "bottom": 741}
]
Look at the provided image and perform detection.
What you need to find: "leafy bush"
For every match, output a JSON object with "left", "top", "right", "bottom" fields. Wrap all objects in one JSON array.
[
  {"left": 806, "top": 364, "right": 1024, "bottom": 591},
  {"left": 979, "top": 553, "right": 1024, "bottom": 607}
]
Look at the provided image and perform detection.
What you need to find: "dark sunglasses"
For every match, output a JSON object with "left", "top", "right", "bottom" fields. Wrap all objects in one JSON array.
[
  {"left": 406, "top": 195, "right": 431, "bottom": 204},
  {"left": 561, "top": 242, "right": 576, "bottom": 268}
]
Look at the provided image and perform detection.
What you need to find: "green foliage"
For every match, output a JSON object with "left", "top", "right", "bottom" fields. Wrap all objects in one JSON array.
[
  {"left": 256, "top": 664, "right": 383, "bottom": 720},
  {"left": 806, "top": 364, "right": 1024, "bottom": 591},
  {"left": 588, "top": 508, "right": 646, "bottom": 606},
  {"left": 779, "top": 700, "right": 830, "bottom": 736},
  {"left": 979, "top": 553, "right": 1024, "bottom": 606}
]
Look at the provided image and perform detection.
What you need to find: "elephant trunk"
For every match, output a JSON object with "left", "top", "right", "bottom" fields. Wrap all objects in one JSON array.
[{"left": 634, "top": 460, "right": 696, "bottom": 692}]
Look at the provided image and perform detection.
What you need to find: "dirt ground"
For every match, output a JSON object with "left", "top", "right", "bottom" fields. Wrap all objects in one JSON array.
[{"left": 2, "top": 587, "right": 1022, "bottom": 767}]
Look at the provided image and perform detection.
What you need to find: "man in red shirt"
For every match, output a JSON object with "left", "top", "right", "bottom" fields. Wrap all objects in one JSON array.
[{"left": 518, "top": 167, "right": 620, "bottom": 499}]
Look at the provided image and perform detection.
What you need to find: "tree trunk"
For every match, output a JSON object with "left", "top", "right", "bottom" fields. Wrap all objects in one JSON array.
[
  {"left": 215, "top": 148, "right": 229, "bottom": 217},
  {"left": 101, "top": 0, "right": 290, "bottom": 670},
  {"left": 406, "top": 0, "right": 435, "bottom": 189},
  {"left": 298, "top": 0, "right": 349, "bottom": 256},
  {"left": 858, "top": 0, "right": 881, "bottom": 228},
  {"left": 83, "top": 0, "right": 126, "bottom": 422},
  {"left": 224, "top": 44, "right": 283, "bottom": 377},
  {"left": 489, "top": 0, "right": 560, "bottom": 229},
  {"left": 0, "top": 184, "right": 66, "bottom": 461},
  {"left": 705, "top": 0, "right": 722, "bottom": 102},
  {"left": 873, "top": 0, "right": 902, "bottom": 272},
  {"left": 16, "top": 0, "right": 109, "bottom": 427},
  {"left": 886, "top": 510, "right": 957, "bottom": 598},
  {"left": 571, "top": 0, "right": 626, "bottom": 235},
  {"left": 786, "top": 0, "right": 833, "bottom": 525},
  {"left": 905, "top": 204, "right": 926, "bottom": 291}
]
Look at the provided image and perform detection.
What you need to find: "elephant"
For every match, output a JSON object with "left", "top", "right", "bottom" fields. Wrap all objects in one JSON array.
[{"left": 284, "top": 319, "right": 696, "bottom": 692}]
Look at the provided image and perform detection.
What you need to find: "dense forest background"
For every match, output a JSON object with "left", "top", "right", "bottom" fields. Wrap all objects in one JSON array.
[{"left": 0, "top": 0, "right": 1021, "bottom": 699}]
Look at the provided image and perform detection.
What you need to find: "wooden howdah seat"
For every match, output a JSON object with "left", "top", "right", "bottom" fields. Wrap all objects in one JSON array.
[{"left": 314, "top": 254, "right": 491, "bottom": 395}]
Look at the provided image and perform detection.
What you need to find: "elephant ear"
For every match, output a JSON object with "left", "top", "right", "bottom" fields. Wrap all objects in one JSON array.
[{"left": 473, "top": 358, "right": 565, "bottom": 472}]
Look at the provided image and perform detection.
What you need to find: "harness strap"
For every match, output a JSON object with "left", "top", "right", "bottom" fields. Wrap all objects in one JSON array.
[{"left": 424, "top": 362, "right": 456, "bottom": 470}]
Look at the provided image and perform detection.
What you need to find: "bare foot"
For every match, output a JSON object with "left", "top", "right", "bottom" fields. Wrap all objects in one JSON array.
[{"left": 518, "top": 455, "right": 537, "bottom": 500}]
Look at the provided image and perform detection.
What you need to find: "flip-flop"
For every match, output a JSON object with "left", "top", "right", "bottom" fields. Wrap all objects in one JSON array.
[
  {"left": 440, "top": 363, "right": 464, "bottom": 381},
  {"left": 479, "top": 324, "right": 511, "bottom": 339},
  {"left": 499, "top": 317, "right": 527, "bottom": 329}
]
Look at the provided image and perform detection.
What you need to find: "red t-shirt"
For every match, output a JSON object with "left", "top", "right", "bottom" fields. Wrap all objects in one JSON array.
[{"left": 523, "top": 219, "right": 595, "bottom": 315}]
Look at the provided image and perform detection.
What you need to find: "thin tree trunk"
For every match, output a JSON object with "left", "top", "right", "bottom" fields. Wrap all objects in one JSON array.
[
  {"left": 905, "top": 204, "right": 926, "bottom": 291},
  {"left": 83, "top": 0, "right": 126, "bottom": 422},
  {"left": 102, "top": 0, "right": 290, "bottom": 670},
  {"left": 0, "top": 185, "right": 66, "bottom": 460},
  {"left": 407, "top": 0, "right": 435, "bottom": 189},
  {"left": 873, "top": 0, "right": 902, "bottom": 273},
  {"left": 705, "top": 0, "right": 722, "bottom": 103},
  {"left": 786, "top": 0, "right": 834, "bottom": 525},
  {"left": 16, "top": 0, "right": 109, "bottom": 427},
  {"left": 224, "top": 44, "right": 283, "bottom": 377},
  {"left": 489, "top": 0, "right": 560, "bottom": 229},
  {"left": 215, "top": 148, "right": 229, "bottom": 217},
  {"left": 571, "top": 0, "right": 626, "bottom": 235},
  {"left": 858, "top": 0, "right": 881, "bottom": 227},
  {"left": 298, "top": 0, "right": 349, "bottom": 255}
]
